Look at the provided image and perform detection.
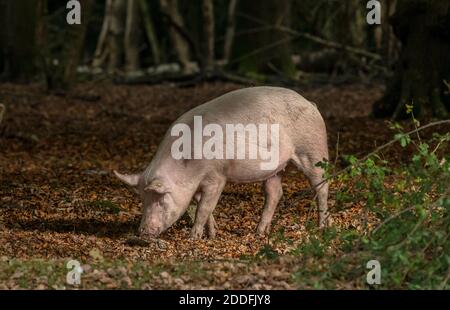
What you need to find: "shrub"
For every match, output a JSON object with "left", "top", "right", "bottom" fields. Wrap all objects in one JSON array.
[{"left": 292, "top": 116, "right": 450, "bottom": 289}]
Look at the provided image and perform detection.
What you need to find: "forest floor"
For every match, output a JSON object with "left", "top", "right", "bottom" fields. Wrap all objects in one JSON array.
[{"left": 0, "top": 82, "right": 445, "bottom": 289}]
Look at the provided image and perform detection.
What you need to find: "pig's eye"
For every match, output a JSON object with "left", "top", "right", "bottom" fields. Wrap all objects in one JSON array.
[{"left": 158, "top": 196, "right": 166, "bottom": 205}]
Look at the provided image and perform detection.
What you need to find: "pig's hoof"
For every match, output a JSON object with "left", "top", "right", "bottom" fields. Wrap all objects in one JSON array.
[
  {"left": 190, "top": 227, "right": 204, "bottom": 240},
  {"left": 319, "top": 215, "right": 333, "bottom": 229},
  {"left": 256, "top": 223, "right": 270, "bottom": 236},
  {"left": 207, "top": 228, "right": 216, "bottom": 239},
  {"left": 206, "top": 216, "right": 217, "bottom": 239}
]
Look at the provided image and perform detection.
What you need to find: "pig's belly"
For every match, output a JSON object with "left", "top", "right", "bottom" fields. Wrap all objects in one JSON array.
[
  {"left": 224, "top": 158, "right": 289, "bottom": 183},
  {"left": 222, "top": 140, "right": 293, "bottom": 182}
]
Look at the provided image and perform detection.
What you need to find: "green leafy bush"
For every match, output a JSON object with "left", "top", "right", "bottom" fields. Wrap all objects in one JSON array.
[{"left": 292, "top": 117, "right": 450, "bottom": 289}]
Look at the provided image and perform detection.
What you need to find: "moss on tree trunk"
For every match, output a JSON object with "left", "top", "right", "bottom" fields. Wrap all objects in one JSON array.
[{"left": 373, "top": 0, "right": 450, "bottom": 119}]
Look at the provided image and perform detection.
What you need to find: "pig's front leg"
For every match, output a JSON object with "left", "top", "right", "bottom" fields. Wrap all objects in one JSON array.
[
  {"left": 191, "top": 178, "right": 226, "bottom": 239},
  {"left": 194, "top": 192, "right": 218, "bottom": 239},
  {"left": 257, "top": 175, "right": 283, "bottom": 235}
]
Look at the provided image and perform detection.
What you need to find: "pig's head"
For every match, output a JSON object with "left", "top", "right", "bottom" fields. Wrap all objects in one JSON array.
[{"left": 114, "top": 170, "right": 190, "bottom": 239}]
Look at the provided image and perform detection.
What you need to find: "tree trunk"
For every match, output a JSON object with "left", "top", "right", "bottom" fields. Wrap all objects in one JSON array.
[
  {"left": 373, "top": 0, "right": 450, "bottom": 119},
  {"left": 35, "top": 0, "right": 51, "bottom": 87},
  {"left": 230, "top": 0, "right": 295, "bottom": 77},
  {"left": 108, "top": 0, "right": 126, "bottom": 73},
  {"left": 381, "top": 0, "right": 399, "bottom": 66},
  {"left": 124, "top": 0, "right": 141, "bottom": 72},
  {"left": 0, "top": 0, "right": 12, "bottom": 77},
  {"left": 0, "top": 0, "right": 40, "bottom": 81},
  {"left": 139, "top": 0, "right": 161, "bottom": 65},
  {"left": 223, "top": 0, "right": 238, "bottom": 64},
  {"left": 339, "top": 0, "right": 366, "bottom": 48},
  {"left": 202, "top": 0, "right": 215, "bottom": 72},
  {"left": 92, "top": 0, "right": 113, "bottom": 69},
  {"left": 60, "top": 0, "right": 94, "bottom": 89},
  {"left": 373, "top": 0, "right": 399, "bottom": 67},
  {"left": 159, "top": 0, "right": 194, "bottom": 74}
]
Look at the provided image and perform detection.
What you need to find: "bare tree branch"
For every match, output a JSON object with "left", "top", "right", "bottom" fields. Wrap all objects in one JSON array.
[{"left": 237, "top": 11, "right": 382, "bottom": 61}]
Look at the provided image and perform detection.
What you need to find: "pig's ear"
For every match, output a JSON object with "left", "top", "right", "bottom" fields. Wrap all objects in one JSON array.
[
  {"left": 145, "top": 179, "right": 170, "bottom": 194},
  {"left": 114, "top": 170, "right": 140, "bottom": 187}
]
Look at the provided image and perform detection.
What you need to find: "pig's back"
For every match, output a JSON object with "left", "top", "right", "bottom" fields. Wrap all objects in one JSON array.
[
  {"left": 176, "top": 86, "right": 328, "bottom": 162},
  {"left": 178, "top": 86, "right": 321, "bottom": 127}
]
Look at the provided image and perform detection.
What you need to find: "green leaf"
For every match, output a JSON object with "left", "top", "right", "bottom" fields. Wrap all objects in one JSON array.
[{"left": 406, "top": 104, "right": 414, "bottom": 114}]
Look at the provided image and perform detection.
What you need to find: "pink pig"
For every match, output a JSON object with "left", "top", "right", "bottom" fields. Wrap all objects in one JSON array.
[{"left": 115, "top": 87, "right": 329, "bottom": 239}]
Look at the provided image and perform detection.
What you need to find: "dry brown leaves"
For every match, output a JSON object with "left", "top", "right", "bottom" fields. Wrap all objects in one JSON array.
[{"left": 0, "top": 81, "right": 417, "bottom": 264}]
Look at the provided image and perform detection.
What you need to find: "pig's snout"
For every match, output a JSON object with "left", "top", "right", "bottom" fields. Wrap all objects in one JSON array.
[{"left": 138, "top": 225, "right": 161, "bottom": 239}]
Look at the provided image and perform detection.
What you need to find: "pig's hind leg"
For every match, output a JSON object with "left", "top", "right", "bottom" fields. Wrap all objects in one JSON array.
[
  {"left": 191, "top": 178, "right": 226, "bottom": 239},
  {"left": 257, "top": 174, "right": 283, "bottom": 235},
  {"left": 292, "top": 154, "right": 330, "bottom": 228},
  {"left": 206, "top": 216, "right": 217, "bottom": 239}
]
